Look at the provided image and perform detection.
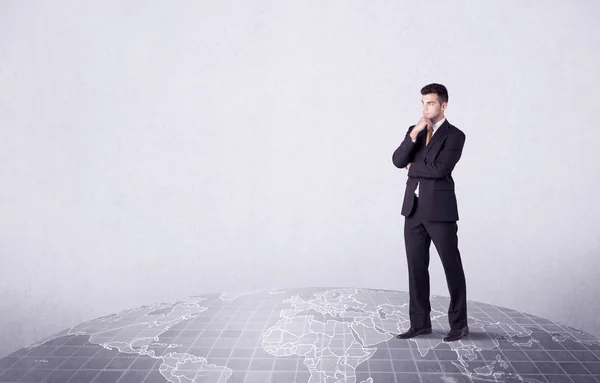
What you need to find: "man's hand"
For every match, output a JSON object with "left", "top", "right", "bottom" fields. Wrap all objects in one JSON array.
[
  {"left": 410, "top": 116, "right": 433, "bottom": 141},
  {"left": 406, "top": 162, "right": 412, "bottom": 170}
]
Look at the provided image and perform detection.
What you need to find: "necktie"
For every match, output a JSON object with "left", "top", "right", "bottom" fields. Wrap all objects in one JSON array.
[{"left": 426, "top": 128, "right": 433, "bottom": 145}]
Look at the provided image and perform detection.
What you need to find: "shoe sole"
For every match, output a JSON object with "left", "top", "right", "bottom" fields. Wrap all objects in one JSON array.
[
  {"left": 444, "top": 330, "right": 469, "bottom": 342},
  {"left": 396, "top": 329, "right": 432, "bottom": 339}
]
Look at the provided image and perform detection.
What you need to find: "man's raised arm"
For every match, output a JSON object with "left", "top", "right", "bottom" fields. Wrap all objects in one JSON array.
[{"left": 392, "top": 126, "right": 418, "bottom": 169}]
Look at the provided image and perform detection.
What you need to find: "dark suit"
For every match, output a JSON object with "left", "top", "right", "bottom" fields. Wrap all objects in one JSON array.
[{"left": 392, "top": 119, "right": 468, "bottom": 331}]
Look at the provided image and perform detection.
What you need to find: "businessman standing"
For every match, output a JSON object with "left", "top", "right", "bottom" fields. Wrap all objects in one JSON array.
[{"left": 392, "top": 83, "right": 468, "bottom": 342}]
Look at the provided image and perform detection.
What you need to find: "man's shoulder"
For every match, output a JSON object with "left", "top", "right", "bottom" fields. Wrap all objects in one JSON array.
[{"left": 445, "top": 120, "right": 465, "bottom": 138}]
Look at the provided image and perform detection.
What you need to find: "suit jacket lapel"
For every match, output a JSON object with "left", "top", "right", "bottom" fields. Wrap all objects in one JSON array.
[{"left": 424, "top": 119, "right": 449, "bottom": 156}]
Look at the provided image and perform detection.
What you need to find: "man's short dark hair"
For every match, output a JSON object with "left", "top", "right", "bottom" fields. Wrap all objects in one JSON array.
[{"left": 421, "top": 83, "right": 448, "bottom": 105}]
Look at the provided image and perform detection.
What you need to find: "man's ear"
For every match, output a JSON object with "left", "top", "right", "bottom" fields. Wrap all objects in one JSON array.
[{"left": 441, "top": 102, "right": 447, "bottom": 112}]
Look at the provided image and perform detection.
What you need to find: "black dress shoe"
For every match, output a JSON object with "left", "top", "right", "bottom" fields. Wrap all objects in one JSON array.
[
  {"left": 444, "top": 326, "right": 469, "bottom": 342},
  {"left": 396, "top": 327, "right": 432, "bottom": 339}
]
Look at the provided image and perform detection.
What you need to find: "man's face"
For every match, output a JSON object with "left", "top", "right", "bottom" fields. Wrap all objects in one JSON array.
[{"left": 421, "top": 93, "right": 446, "bottom": 122}]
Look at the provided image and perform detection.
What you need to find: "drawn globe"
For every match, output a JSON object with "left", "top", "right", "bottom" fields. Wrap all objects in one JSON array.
[{"left": 1, "top": 288, "right": 599, "bottom": 383}]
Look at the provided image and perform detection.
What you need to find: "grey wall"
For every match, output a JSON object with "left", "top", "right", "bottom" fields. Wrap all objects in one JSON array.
[{"left": 1, "top": 0, "right": 599, "bottom": 357}]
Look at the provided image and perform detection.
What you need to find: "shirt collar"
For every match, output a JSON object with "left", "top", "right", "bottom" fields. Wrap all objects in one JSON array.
[{"left": 431, "top": 117, "right": 446, "bottom": 134}]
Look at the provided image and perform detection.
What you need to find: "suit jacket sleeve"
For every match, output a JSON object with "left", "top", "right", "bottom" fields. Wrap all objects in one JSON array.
[
  {"left": 408, "top": 131, "right": 466, "bottom": 179},
  {"left": 392, "top": 126, "right": 418, "bottom": 169}
]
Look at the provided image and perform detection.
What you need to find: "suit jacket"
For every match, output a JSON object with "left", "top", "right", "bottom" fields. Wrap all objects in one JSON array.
[{"left": 392, "top": 119, "right": 466, "bottom": 221}]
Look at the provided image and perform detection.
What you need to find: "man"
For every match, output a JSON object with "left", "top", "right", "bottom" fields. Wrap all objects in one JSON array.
[{"left": 392, "top": 83, "right": 468, "bottom": 342}]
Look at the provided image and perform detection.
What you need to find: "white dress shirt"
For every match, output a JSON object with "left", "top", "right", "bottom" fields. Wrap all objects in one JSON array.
[{"left": 413, "top": 118, "right": 445, "bottom": 197}]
